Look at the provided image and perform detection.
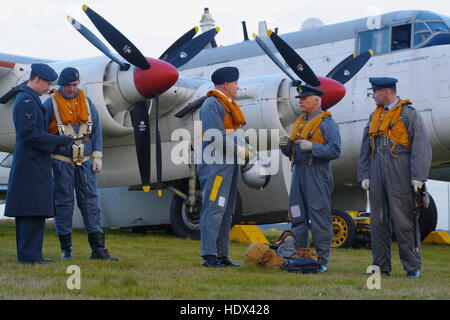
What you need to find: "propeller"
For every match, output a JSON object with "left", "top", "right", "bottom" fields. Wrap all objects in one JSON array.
[
  {"left": 72, "top": 5, "right": 219, "bottom": 195},
  {"left": 254, "top": 30, "right": 374, "bottom": 109}
]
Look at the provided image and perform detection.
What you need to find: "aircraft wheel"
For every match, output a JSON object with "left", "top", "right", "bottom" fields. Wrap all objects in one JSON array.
[
  {"left": 170, "top": 188, "right": 201, "bottom": 240},
  {"left": 170, "top": 181, "right": 243, "bottom": 240},
  {"left": 332, "top": 209, "right": 357, "bottom": 249}
]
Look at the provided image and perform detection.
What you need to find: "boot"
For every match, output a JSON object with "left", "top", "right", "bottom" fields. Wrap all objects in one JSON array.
[
  {"left": 87, "top": 232, "right": 120, "bottom": 261},
  {"left": 58, "top": 234, "right": 73, "bottom": 260}
]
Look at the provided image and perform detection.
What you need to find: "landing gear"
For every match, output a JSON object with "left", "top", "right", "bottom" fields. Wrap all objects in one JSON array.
[
  {"left": 331, "top": 210, "right": 357, "bottom": 248},
  {"left": 169, "top": 179, "right": 243, "bottom": 240}
]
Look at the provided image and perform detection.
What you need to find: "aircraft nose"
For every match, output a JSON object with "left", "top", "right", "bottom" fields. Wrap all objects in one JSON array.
[{"left": 134, "top": 58, "right": 179, "bottom": 99}]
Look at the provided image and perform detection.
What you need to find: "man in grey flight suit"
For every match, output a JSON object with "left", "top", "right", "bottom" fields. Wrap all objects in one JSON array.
[
  {"left": 198, "top": 66, "right": 250, "bottom": 268},
  {"left": 280, "top": 84, "right": 341, "bottom": 272},
  {"left": 358, "top": 77, "right": 432, "bottom": 278}
]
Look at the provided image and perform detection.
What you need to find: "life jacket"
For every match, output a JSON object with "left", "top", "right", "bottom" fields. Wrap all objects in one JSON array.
[
  {"left": 290, "top": 111, "right": 332, "bottom": 145},
  {"left": 368, "top": 99, "right": 411, "bottom": 158},
  {"left": 206, "top": 90, "right": 246, "bottom": 133},
  {"left": 48, "top": 89, "right": 93, "bottom": 166}
]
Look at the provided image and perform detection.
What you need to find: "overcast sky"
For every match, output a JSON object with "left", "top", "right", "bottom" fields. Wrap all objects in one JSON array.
[{"left": 1, "top": 0, "right": 449, "bottom": 61}]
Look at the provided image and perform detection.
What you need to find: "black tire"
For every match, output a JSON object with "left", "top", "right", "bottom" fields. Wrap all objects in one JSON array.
[
  {"left": 169, "top": 180, "right": 243, "bottom": 240},
  {"left": 332, "top": 209, "right": 357, "bottom": 249},
  {"left": 419, "top": 195, "right": 438, "bottom": 241}
]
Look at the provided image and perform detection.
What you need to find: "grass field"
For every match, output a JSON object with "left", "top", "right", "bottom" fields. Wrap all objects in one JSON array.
[{"left": 0, "top": 221, "right": 449, "bottom": 300}]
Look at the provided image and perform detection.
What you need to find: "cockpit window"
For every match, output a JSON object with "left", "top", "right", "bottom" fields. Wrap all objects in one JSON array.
[
  {"left": 391, "top": 24, "right": 411, "bottom": 51},
  {"left": 358, "top": 28, "right": 390, "bottom": 55},
  {"left": 414, "top": 11, "right": 450, "bottom": 47}
]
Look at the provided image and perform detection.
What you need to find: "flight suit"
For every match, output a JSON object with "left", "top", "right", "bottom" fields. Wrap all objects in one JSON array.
[
  {"left": 5, "top": 85, "right": 73, "bottom": 263},
  {"left": 198, "top": 91, "right": 244, "bottom": 259},
  {"left": 44, "top": 88, "right": 103, "bottom": 237},
  {"left": 358, "top": 99, "right": 432, "bottom": 273},
  {"left": 281, "top": 109, "right": 341, "bottom": 265}
]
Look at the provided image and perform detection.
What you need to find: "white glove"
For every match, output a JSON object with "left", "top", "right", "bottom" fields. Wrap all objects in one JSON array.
[
  {"left": 298, "top": 139, "right": 313, "bottom": 151},
  {"left": 412, "top": 180, "right": 424, "bottom": 193},
  {"left": 361, "top": 179, "right": 370, "bottom": 191},
  {"left": 279, "top": 136, "right": 289, "bottom": 148},
  {"left": 236, "top": 145, "right": 255, "bottom": 161},
  {"left": 92, "top": 151, "right": 103, "bottom": 174}
]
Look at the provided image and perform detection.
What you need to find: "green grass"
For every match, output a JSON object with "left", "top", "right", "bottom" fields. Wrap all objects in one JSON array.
[{"left": 0, "top": 221, "right": 449, "bottom": 300}]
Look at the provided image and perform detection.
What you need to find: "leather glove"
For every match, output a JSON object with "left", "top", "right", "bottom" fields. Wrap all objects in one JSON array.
[
  {"left": 412, "top": 180, "right": 424, "bottom": 193},
  {"left": 361, "top": 179, "right": 370, "bottom": 191},
  {"left": 279, "top": 136, "right": 289, "bottom": 148},
  {"left": 92, "top": 151, "right": 103, "bottom": 174},
  {"left": 298, "top": 139, "right": 313, "bottom": 151}
]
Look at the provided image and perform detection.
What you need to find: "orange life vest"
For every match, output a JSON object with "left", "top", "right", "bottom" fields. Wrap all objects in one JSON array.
[
  {"left": 290, "top": 111, "right": 332, "bottom": 145},
  {"left": 48, "top": 89, "right": 90, "bottom": 135},
  {"left": 206, "top": 90, "right": 246, "bottom": 131},
  {"left": 368, "top": 99, "right": 411, "bottom": 158}
]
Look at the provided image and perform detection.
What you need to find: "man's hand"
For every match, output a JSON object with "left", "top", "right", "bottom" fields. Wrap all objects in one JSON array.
[
  {"left": 298, "top": 139, "right": 313, "bottom": 151},
  {"left": 412, "top": 180, "right": 424, "bottom": 193},
  {"left": 361, "top": 179, "right": 370, "bottom": 191},
  {"left": 92, "top": 151, "right": 103, "bottom": 174},
  {"left": 236, "top": 145, "right": 255, "bottom": 161},
  {"left": 279, "top": 135, "right": 289, "bottom": 148}
]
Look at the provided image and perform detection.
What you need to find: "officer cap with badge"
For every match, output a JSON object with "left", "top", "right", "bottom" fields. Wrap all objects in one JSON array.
[
  {"left": 295, "top": 83, "right": 324, "bottom": 98},
  {"left": 367, "top": 77, "right": 398, "bottom": 91},
  {"left": 30, "top": 63, "right": 58, "bottom": 82},
  {"left": 58, "top": 67, "right": 80, "bottom": 86},
  {"left": 211, "top": 66, "right": 239, "bottom": 85}
]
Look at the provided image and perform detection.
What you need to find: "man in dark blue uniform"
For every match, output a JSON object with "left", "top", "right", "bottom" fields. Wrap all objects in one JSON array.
[{"left": 5, "top": 63, "right": 75, "bottom": 265}]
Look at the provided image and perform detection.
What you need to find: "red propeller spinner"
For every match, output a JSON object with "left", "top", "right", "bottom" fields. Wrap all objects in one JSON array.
[
  {"left": 316, "top": 77, "right": 346, "bottom": 109},
  {"left": 134, "top": 58, "right": 179, "bottom": 99}
]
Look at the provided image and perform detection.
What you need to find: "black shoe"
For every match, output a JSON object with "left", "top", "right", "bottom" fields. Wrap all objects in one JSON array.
[
  {"left": 217, "top": 256, "right": 240, "bottom": 267},
  {"left": 61, "top": 248, "right": 73, "bottom": 260},
  {"left": 88, "top": 232, "right": 120, "bottom": 261},
  {"left": 362, "top": 269, "right": 390, "bottom": 276},
  {"left": 19, "top": 258, "right": 54, "bottom": 265},
  {"left": 37, "top": 258, "right": 54, "bottom": 264},
  {"left": 202, "top": 255, "right": 225, "bottom": 268},
  {"left": 58, "top": 234, "right": 73, "bottom": 260}
]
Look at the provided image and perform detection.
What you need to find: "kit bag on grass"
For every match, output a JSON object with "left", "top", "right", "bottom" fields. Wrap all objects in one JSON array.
[{"left": 281, "top": 258, "right": 321, "bottom": 274}]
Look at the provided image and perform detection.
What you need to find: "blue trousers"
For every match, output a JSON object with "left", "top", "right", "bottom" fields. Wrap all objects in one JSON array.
[
  {"left": 198, "top": 163, "right": 238, "bottom": 258},
  {"left": 52, "top": 159, "right": 103, "bottom": 235},
  {"left": 15, "top": 216, "right": 46, "bottom": 262}
]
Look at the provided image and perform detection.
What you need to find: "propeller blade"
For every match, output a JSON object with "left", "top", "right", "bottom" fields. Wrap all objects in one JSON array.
[
  {"left": 67, "top": 16, "right": 129, "bottom": 71},
  {"left": 267, "top": 30, "right": 320, "bottom": 86},
  {"left": 326, "top": 50, "right": 374, "bottom": 85},
  {"left": 154, "top": 95, "right": 163, "bottom": 197},
  {"left": 82, "top": 4, "right": 150, "bottom": 70},
  {"left": 130, "top": 101, "right": 151, "bottom": 192},
  {"left": 325, "top": 53, "right": 355, "bottom": 80},
  {"left": 252, "top": 34, "right": 299, "bottom": 84},
  {"left": 165, "top": 27, "right": 220, "bottom": 69},
  {"left": 159, "top": 26, "right": 199, "bottom": 61}
]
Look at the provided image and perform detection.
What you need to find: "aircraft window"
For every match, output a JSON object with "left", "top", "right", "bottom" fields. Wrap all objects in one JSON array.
[
  {"left": 427, "top": 21, "right": 449, "bottom": 32},
  {"left": 414, "top": 22, "right": 428, "bottom": 32},
  {"left": 391, "top": 24, "right": 411, "bottom": 51},
  {"left": 358, "top": 28, "right": 389, "bottom": 55},
  {"left": 414, "top": 32, "right": 432, "bottom": 46}
]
